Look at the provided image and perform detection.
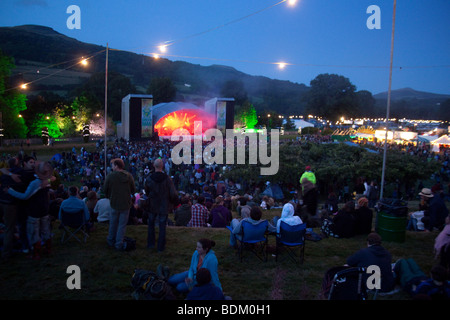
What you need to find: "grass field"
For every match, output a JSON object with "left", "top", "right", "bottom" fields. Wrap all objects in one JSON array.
[
  {"left": 0, "top": 142, "right": 445, "bottom": 301},
  {"left": 0, "top": 203, "right": 441, "bottom": 301}
]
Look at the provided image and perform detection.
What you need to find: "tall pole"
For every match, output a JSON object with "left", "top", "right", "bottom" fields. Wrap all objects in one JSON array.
[
  {"left": 104, "top": 43, "right": 108, "bottom": 178},
  {"left": 380, "top": 0, "right": 397, "bottom": 200}
]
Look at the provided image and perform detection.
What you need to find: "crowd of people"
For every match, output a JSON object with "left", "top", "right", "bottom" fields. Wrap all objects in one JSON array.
[{"left": 1, "top": 136, "right": 449, "bottom": 300}]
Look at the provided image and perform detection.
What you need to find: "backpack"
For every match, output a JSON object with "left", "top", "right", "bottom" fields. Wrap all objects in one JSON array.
[{"left": 131, "top": 266, "right": 174, "bottom": 300}]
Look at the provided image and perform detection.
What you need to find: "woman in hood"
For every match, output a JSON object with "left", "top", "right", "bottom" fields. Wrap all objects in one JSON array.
[{"left": 269, "top": 202, "right": 303, "bottom": 233}]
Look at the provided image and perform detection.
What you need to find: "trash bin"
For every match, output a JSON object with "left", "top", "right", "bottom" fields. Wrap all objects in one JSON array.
[{"left": 376, "top": 198, "right": 408, "bottom": 243}]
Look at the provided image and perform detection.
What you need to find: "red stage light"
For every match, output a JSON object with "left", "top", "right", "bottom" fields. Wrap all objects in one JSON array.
[{"left": 154, "top": 109, "right": 216, "bottom": 136}]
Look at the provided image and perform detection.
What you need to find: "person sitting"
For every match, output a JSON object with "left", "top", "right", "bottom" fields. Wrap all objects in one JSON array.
[
  {"left": 208, "top": 196, "right": 232, "bottom": 228},
  {"left": 434, "top": 214, "right": 450, "bottom": 269},
  {"left": 345, "top": 232, "right": 396, "bottom": 293},
  {"left": 320, "top": 201, "right": 356, "bottom": 238},
  {"left": 229, "top": 206, "right": 265, "bottom": 248},
  {"left": 201, "top": 186, "right": 214, "bottom": 210},
  {"left": 84, "top": 190, "right": 98, "bottom": 223},
  {"left": 188, "top": 196, "right": 209, "bottom": 227},
  {"left": 268, "top": 202, "right": 303, "bottom": 234},
  {"left": 174, "top": 196, "right": 192, "bottom": 226},
  {"left": 186, "top": 268, "right": 225, "bottom": 300},
  {"left": 59, "top": 186, "right": 91, "bottom": 229},
  {"left": 93, "top": 197, "right": 111, "bottom": 223},
  {"left": 354, "top": 197, "right": 373, "bottom": 235},
  {"left": 237, "top": 196, "right": 252, "bottom": 219},
  {"left": 423, "top": 188, "right": 449, "bottom": 232},
  {"left": 168, "top": 238, "right": 222, "bottom": 294},
  {"left": 394, "top": 260, "right": 450, "bottom": 299}
]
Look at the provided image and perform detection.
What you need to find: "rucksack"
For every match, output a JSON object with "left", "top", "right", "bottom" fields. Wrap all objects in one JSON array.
[{"left": 131, "top": 266, "right": 174, "bottom": 300}]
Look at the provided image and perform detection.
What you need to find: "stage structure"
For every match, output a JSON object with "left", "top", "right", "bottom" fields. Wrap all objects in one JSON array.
[
  {"left": 118, "top": 95, "right": 234, "bottom": 140},
  {"left": 118, "top": 94, "right": 153, "bottom": 140}
]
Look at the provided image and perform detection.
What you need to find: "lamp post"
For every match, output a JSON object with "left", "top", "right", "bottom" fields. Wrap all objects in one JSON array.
[
  {"left": 104, "top": 43, "right": 108, "bottom": 178},
  {"left": 380, "top": 0, "right": 397, "bottom": 200}
]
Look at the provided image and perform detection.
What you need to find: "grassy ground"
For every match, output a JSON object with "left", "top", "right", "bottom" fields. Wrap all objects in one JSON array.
[
  {"left": 0, "top": 142, "right": 444, "bottom": 300},
  {"left": 0, "top": 204, "right": 441, "bottom": 300}
]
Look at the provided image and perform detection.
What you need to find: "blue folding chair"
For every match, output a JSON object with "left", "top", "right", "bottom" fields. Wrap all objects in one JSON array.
[
  {"left": 228, "top": 220, "right": 268, "bottom": 262},
  {"left": 60, "top": 209, "right": 89, "bottom": 244},
  {"left": 275, "top": 221, "right": 306, "bottom": 264}
]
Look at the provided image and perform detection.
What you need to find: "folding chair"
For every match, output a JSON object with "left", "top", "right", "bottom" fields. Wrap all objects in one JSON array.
[
  {"left": 228, "top": 220, "right": 268, "bottom": 262},
  {"left": 275, "top": 221, "right": 306, "bottom": 264},
  {"left": 327, "top": 267, "right": 369, "bottom": 300},
  {"left": 60, "top": 209, "right": 90, "bottom": 244}
]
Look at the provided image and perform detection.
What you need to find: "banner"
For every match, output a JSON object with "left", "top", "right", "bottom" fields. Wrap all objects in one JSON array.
[{"left": 142, "top": 99, "right": 153, "bottom": 138}]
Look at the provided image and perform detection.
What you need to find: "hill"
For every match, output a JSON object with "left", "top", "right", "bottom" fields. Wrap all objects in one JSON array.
[
  {"left": 373, "top": 87, "right": 450, "bottom": 101},
  {"left": 0, "top": 25, "right": 448, "bottom": 120},
  {"left": 0, "top": 25, "right": 309, "bottom": 115}
]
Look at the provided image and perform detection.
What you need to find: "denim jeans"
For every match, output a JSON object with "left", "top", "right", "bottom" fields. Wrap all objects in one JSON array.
[
  {"left": 168, "top": 271, "right": 190, "bottom": 293},
  {"left": 147, "top": 213, "right": 168, "bottom": 251},
  {"left": 27, "top": 215, "right": 51, "bottom": 246},
  {"left": 107, "top": 208, "right": 129, "bottom": 250}
]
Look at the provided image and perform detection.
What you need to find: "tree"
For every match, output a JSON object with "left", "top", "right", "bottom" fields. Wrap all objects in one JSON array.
[
  {"left": 235, "top": 101, "right": 258, "bottom": 129},
  {"left": 147, "top": 77, "right": 177, "bottom": 105},
  {"left": 356, "top": 90, "right": 376, "bottom": 118},
  {"left": 0, "top": 51, "right": 28, "bottom": 138},
  {"left": 305, "top": 73, "right": 358, "bottom": 121},
  {"left": 77, "top": 71, "right": 136, "bottom": 121}
]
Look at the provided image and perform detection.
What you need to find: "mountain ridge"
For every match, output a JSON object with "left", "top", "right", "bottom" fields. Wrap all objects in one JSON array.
[{"left": 0, "top": 25, "right": 448, "bottom": 120}]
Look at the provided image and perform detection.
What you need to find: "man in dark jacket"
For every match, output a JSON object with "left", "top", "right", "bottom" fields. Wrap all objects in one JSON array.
[
  {"left": 345, "top": 232, "right": 395, "bottom": 293},
  {"left": 145, "top": 158, "right": 178, "bottom": 252},
  {"left": 104, "top": 158, "right": 136, "bottom": 251}
]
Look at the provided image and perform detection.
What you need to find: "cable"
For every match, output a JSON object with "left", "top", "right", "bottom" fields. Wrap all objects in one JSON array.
[{"left": 5, "top": 49, "right": 106, "bottom": 92}]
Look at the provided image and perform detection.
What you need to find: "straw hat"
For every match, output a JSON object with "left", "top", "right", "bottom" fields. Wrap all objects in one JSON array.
[{"left": 418, "top": 188, "right": 434, "bottom": 198}]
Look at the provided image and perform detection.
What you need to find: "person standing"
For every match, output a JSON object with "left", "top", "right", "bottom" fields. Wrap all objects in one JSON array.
[
  {"left": 104, "top": 158, "right": 136, "bottom": 251},
  {"left": 144, "top": 158, "right": 178, "bottom": 252}
]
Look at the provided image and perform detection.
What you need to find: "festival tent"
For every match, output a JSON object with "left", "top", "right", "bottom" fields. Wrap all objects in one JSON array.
[
  {"left": 431, "top": 135, "right": 450, "bottom": 146},
  {"left": 260, "top": 183, "right": 284, "bottom": 200},
  {"left": 418, "top": 135, "right": 438, "bottom": 143},
  {"left": 291, "top": 119, "right": 314, "bottom": 130}
]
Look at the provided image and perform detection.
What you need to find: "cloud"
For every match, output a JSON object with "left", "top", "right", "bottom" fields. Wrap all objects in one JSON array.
[{"left": 16, "top": 0, "right": 48, "bottom": 7}]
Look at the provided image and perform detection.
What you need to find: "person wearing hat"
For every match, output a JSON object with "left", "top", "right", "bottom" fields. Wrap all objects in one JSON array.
[
  {"left": 421, "top": 187, "right": 449, "bottom": 232},
  {"left": 6, "top": 161, "right": 54, "bottom": 260}
]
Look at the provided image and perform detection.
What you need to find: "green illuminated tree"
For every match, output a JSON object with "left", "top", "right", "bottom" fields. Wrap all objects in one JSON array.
[
  {"left": 235, "top": 101, "right": 258, "bottom": 129},
  {"left": 28, "top": 113, "right": 62, "bottom": 138},
  {"left": 0, "top": 51, "right": 28, "bottom": 138}
]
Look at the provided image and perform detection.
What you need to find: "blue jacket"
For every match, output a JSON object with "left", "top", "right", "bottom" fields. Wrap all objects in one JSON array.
[
  {"left": 59, "top": 196, "right": 90, "bottom": 221},
  {"left": 186, "top": 283, "right": 225, "bottom": 300},
  {"left": 188, "top": 250, "right": 222, "bottom": 291}
]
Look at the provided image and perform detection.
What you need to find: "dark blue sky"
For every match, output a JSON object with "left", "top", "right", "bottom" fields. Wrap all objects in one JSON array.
[{"left": 1, "top": 0, "right": 449, "bottom": 95}]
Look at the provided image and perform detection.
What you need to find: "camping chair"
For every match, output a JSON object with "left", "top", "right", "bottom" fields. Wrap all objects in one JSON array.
[
  {"left": 275, "top": 222, "right": 306, "bottom": 264},
  {"left": 60, "top": 208, "right": 90, "bottom": 244},
  {"left": 327, "top": 267, "right": 370, "bottom": 300},
  {"left": 228, "top": 220, "right": 269, "bottom": 262}
]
